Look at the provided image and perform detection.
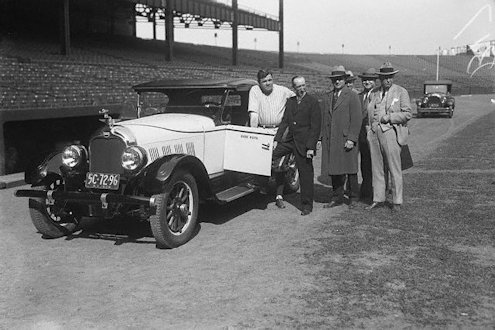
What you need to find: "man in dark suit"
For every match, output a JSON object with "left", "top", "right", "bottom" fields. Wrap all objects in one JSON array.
[
  {"left": 357, "top": 68, "right": 379, "bottom": 202},
  {"left": 273, "top": 76, "right": 322, "bottom": 215},
  {"left": 321, "top": 65, "right": 362, "bottom": 209}
]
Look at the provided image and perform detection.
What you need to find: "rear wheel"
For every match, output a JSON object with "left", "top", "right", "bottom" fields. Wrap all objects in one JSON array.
[
  {"left": 284, "top": 153, "right": 300, "bottom": 194},
  {"left": 150, "top": 170, "right": 199, "bottom": 249},
  {"left": 28, "top": 176, "right": 79, "bottom": 238}
]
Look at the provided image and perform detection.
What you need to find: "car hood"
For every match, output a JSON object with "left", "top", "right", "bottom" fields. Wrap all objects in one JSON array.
[{"left": 113, "top": 113, "right": 215, "bottom": 144}]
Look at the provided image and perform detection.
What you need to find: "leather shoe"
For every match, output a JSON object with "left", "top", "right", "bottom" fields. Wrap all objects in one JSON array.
[
  {"left": 301, "top": 209, "right": 312, "bottom": 216},
  {"left": 275, "top": 199, "right": 286, "bottom": 209},
  {"left": 323, "top": 201, "right": 343, "bottom": 208},
  {"left": 391, "top": 204, "right": 401, "bottom": 212},
  {"left": 365, "top": 202, "right": 384, "bottom": 210}
]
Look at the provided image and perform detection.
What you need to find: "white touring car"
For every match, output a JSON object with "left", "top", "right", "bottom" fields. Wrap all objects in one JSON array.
[{"left": 16, "top": 79, "right": 299, "bottom": 248}]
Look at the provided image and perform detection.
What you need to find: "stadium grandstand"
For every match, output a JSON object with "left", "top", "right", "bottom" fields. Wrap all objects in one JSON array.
[{"left": 0, "top": 0, "right": 494, "bottom": 176}]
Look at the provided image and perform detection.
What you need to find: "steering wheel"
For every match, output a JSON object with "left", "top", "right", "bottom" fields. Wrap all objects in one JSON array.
[{"left": 203, "top": 102, "right": 221, "bottom": 116}]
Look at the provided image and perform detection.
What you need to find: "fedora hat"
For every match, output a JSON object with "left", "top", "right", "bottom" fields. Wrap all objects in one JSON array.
[
  {"left": 358, "top": 68, "right": 378, "bottom": 79},
  {"left": 377, "top": 62, "right": 399, "bottom": 75},
  {"left": 328, "top": 65, "right": 349, "bottom": 79},
  {"left": 345, "top": 70, "right": 356, "bottom": 82}
]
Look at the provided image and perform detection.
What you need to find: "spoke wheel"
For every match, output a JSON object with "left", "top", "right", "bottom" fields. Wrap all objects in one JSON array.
[
  {"left": 28, "top": 176, "right": 79, "bottom": 238},
  {"left": 284, "top": 154, "right": 300, "bottom": 194},
  {"left": 150, "top": 170, "right": 198, "bottom": 249}
]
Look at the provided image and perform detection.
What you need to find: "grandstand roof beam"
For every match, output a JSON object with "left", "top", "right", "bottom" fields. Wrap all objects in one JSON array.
[
  {"left": 232, "top": 0, "right": 238, "bottom": 66},
  {"left": 60, "top": 0, "right": 70, "bottom": 56},
  {"left": 165, "top": 4, "right": 174, "bottom": 61},
  {"left": 278, "top": 0, "right": 283, "bottom": 68}
]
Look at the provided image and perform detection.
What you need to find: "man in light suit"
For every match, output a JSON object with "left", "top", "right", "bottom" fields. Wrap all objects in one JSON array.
[
  {"left": 273, "top": 76, "right": 321, "bottom": 215},
  {"left": 366, "top": 62, "right": 412, "bottom": 212},
  {"left": 321, "top": 66, "right": 362, "bottom": 209}
]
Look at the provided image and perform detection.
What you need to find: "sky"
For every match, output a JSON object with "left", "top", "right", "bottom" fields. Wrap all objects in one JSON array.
[{"left": 136, "top": 0, "right": 495, "bottom": 55}]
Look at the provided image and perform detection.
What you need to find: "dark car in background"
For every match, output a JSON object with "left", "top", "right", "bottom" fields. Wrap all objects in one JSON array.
[{"left": 416, "top": 80, "right": 455, "bottom": 118}]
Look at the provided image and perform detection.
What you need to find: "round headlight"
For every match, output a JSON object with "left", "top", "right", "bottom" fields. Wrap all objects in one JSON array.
[
  {"left": 121, "top": 146, "right": 146, "bottom": 171},
  {"left": 62, "top": 145, "right": 86, "bottom": 168}
]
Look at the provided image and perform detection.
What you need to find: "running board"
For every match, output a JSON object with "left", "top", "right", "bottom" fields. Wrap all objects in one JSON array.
[{"left": 216, "top": 185, "right": 256, "bottom": 203}]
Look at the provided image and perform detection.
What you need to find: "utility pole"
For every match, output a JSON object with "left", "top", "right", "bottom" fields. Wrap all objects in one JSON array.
[{"left": 436, "top": 46, "right": 440, "bottom": 81}]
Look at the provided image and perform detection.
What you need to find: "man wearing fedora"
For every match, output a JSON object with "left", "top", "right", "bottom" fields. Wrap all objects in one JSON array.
[
  {"left": 321, "top": 65, "right": 362, "bottom": 208},
  {"left": 366, "top": 62, "right": 412, "bottom": 212},
  {"left": 345, "top": 70, "right": 359, "bottom": 94},
  {"left": 357, "top": 68, "right": 379, "bottom": 202}
]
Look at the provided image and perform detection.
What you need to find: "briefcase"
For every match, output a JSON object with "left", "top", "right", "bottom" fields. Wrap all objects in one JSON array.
[{"left": 401, "top": 144, "right": 413, "bottom": 170}]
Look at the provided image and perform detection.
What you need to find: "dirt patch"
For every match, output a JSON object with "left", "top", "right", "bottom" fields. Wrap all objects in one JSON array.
[{"left": 1, "top": 96, "right": 495, "bottom": 328}]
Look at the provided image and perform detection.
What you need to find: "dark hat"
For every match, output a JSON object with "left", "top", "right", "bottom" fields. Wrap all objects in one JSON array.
[
  {"left": 377, "top": 62, "right": 399, "bottom": 76},
  {"left": 358, "top": 68, "right": 379, "bottom": 79},
  {"left": 345, "top": 70, "right": 356, "bottom": 82},
  {"left": 328, "top": 65, "right": 349, "bottom": 79}
]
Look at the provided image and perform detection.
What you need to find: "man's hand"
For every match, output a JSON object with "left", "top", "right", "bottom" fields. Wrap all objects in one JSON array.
[
  {"left": 306, "top": 149, "right": 314, "bottom": 159},
  {"left": 316, "top": 140, "right": 321, "bottom": 150},
  {"left": 380, "top": 114, "right": 391, "bottom": 124},
  {"left": 273, "top": 141, "right": 278, "bottom": 150},
  {"left": 344, "top": 140, "right": 355, "bottom": 151}
]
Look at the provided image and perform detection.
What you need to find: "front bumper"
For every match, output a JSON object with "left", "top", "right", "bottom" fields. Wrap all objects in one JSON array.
[
  {"left": 417, "top": 107, "right": 452, "bottom": 114},
  {"left": 15, "top": 189, "right": 156, "bottom": 209}
]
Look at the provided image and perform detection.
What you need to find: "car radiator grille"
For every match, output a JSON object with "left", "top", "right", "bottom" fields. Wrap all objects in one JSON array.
[
  {"left": 427, "top": 96, "right": 441, "bottom": 107},
  {"left": 89, "top": 136, "right": 126, "bottom": 174}
]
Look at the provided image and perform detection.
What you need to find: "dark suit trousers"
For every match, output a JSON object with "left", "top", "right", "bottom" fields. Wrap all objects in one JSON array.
[
  {"left": 273, "top": 141, "right": 314, "bottom": 210},
  {"left": 358, "top": 131, "right": 373, "bottom": 199},
  {"left": 331, "top": 174, "right": 359, "bottom": 202}
]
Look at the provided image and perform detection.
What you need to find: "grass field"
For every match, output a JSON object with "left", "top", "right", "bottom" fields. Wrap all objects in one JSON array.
[{"left": 302, "top": 111, "right": 495, "bottom": 328}]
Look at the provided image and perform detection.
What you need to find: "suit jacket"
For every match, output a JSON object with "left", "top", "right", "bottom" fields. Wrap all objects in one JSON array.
[
  {"left": 358, "top": 88, "right": 375, "bottom": 142},
  {"left": 321, "top": 87, "right": 362, "bottom": 175},
  {"left": 369, "top": 84, "right": 412, "bottom": 145},
  {"left": 274, "top": 93, "right": 322, "bottom": 156}
]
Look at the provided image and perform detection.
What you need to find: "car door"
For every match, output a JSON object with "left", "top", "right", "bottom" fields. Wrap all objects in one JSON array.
[{"left": 223, "top": 125, "right": 274, "bottom": 176}]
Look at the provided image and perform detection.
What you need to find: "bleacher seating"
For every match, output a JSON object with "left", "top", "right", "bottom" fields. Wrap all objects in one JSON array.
[{"left": 1, "top": 33, "right": 494, "bottom": 110}]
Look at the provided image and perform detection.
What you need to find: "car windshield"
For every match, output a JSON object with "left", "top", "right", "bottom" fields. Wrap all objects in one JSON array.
[
  {"left": 425, "top": 84, "right": 448, "bottom": 94},
  {"left": 138, "top": 90, "right": 242, "bottom": 124}
]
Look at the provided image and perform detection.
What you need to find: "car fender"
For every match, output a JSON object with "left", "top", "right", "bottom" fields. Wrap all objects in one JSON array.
[
  {"left": 27, "top": 152, "right": 64, "bottom": 186},
  {"left": 142, "top": 154, "right": 213, "bottom": 198}
]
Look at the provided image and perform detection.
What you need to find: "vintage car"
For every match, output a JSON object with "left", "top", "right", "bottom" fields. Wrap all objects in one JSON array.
[
  {"left": 15, "top": 79, "right": 299, "bottom": 248},
  {"left": 415, "top": 80, "right": 455, "bottom": 118}
]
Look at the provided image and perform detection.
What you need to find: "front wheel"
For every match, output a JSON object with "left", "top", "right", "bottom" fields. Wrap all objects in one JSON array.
[
  {"left": 150, "top": 170, "right": 199, "bottom": 249},
  {"left": 28, "top": 176, "right": 79, "bottom": 238}
]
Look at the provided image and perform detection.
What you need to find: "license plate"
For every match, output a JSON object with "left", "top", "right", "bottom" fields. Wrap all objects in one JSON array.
[
  {"left": 430, "top": 103, "right": 439, "bottom": 108},
  {"left": 85, "top": 172, "right": 120, "bottom": 190}
]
